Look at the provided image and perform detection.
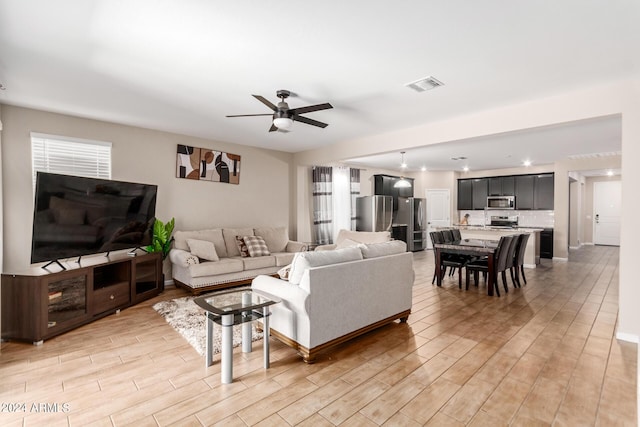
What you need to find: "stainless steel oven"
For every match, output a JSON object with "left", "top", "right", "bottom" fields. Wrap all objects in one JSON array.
[{"left": 487, "top": 196, "right": 515, "bottom": 209}]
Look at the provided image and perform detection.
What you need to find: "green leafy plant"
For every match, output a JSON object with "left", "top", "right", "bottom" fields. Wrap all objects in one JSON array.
[{"left": 146, "top": 217, "right": 175, "bottom": 259}]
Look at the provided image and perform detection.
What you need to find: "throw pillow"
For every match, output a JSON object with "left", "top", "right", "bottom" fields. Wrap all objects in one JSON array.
[
  {"left": 187, "top": 238, "right": 220, "bottom": 261},
  {"left": 243, "top": 235, "right": 271, "bottom": 257},
  {"left": 235, "top": 236, "right": 250, "bottom": 257},
  {"left": 334, "top": 238, "right": 361, "bottom": 250},
  {"left": 277, "top": 264, "right": 291, "bottom": 279}
]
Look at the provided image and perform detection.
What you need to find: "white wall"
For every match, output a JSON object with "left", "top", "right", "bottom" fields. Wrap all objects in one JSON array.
[{"left": 0, "top": 105, "right": 293, "bottom": 272}]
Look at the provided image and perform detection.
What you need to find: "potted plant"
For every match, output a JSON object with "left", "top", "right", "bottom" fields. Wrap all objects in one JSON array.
[{"left": 146, "top": 217, "right": 175, "bottom": 260}]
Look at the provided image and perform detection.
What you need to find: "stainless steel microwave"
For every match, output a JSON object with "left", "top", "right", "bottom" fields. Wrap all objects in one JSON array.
[{"left": 487, "top": 196, "right": 515, "bottom": 209}]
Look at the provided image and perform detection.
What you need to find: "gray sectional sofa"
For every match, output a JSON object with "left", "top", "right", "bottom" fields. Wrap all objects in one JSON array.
[{"left": 252, "top": 240, "right": 414, "bottom": 362}]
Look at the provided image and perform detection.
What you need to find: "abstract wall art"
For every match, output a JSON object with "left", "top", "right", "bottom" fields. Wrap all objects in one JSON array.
[{"left": 176, "top": 144, "right": 241, "bottom": 184}]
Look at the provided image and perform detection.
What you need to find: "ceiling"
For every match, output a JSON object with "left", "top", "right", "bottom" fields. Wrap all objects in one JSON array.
[{"left": 0, "top": 1, "right": 638, "bottom": 172}]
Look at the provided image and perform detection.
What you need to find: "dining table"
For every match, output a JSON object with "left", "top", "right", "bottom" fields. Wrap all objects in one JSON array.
[{"left": 434, "top": 238, "right": 499, "bottom": 296}]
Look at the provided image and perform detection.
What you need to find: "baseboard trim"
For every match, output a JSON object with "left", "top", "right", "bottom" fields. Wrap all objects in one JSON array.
[
  {"left": 583, "top": 242, "right": 594, "bottom": 246},
  {"left": 164, "top": 279, "right": 175, "bottom": 288},
  {"left": 615, "top": 332, "right": 639, "bottom": 344},
  {"left": 552, "top": 257, "right": 568, "bottom": 262}
]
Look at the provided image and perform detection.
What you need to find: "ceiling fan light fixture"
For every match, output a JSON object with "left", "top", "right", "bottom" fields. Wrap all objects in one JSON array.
[{"left": 273, "top": 117, "right": 293, "bottom": 130}]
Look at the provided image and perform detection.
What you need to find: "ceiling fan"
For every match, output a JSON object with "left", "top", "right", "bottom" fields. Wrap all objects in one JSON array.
[{"left": 226, "top": 90, "right": 333, "bottom": 132}]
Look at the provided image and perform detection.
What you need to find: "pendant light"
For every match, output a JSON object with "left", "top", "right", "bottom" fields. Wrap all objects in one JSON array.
[{"left": 394, "top": 151, "right": 412, "bottom": 188}]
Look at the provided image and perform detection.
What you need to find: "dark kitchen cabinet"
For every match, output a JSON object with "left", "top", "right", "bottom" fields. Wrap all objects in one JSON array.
[
  {"left": 534, "top": 174, "right": 554, "bottom": 210},
  {"left": 374, "top": 174, "right": 413, "bottom": 213},
  {"left": 501, "top": 176, "right": 515, "bottom": 196},
  {"left": 540, "top": 228, "right": 554, "bottom": 259},
  {"left": 471, "top": 178, "right": 488, "bottom": 210},
  {"left": 457, "top": 179, "right": 473, "bottom": 210},
  {"left": 515, "top": 175, "right": 535, "bottom": 210},
  {"left": 489, "top": 176, "right": 515, "bottom": 196},
  {"left": 488, "top": 177, "right": 502, "bottom": 196}
]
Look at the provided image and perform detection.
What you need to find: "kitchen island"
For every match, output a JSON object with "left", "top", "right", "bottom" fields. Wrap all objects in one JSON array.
[{"left": 438, "top": 225, "right": 541, "bottom": 268}]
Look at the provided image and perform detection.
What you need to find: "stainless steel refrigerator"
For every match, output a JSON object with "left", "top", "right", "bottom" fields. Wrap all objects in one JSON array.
[
  {"left": 355, "top": 195, "right": 393, "bottom": 232},
  {"left": 397, "top": 197, "right": 427, "bottom": 251}
]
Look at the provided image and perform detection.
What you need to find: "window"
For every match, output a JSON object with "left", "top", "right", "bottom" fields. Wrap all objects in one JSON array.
[{"left": 31, "top": 133, "right": 112, "bottom": 189}]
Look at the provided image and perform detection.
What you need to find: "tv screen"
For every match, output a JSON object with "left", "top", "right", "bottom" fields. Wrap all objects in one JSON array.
[{"left": 31, "top": 172, "right": 158, "bottom": 264}]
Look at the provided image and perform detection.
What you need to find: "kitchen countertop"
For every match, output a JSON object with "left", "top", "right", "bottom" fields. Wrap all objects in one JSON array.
[{"left": 447, "top": 224, "right": 544, "bottom": 232}]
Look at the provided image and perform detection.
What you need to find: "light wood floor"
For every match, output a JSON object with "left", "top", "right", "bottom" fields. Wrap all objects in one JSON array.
[{"left": 0, "top": 245, "right": 636, "bottom": 426}]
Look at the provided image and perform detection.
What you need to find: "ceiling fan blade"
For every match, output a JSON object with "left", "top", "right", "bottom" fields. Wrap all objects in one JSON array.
[
  {"left": 269, "top": 123, "right": 278, "bottom": 132},
  {"left": 289, "top": 103, "right": 333, "bottom": 115},
  {"left": 226, "top": 113, "right": 273, "bottom": 117},
  {"left": 293, "top": 115, "right": 329, "bottom": 128},
  {"left": 253, "top": 95, "right": 277, "bottom": 111}
]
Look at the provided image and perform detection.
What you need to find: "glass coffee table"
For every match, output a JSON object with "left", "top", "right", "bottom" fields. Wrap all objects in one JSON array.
[{"left": 194, "top": 288, "right": 280, "bottom": 384}]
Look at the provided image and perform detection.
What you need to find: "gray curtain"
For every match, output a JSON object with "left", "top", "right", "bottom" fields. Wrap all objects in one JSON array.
[
  {"left": 350, "top": 168, "right": 361, "bottom": 230},
  {"left": 312, "top": 166, "right": 333, "bottom": 245}
]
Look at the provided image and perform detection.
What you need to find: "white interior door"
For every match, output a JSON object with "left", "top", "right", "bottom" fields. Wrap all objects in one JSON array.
[
  {"left": 594, "top": 180, "right": 621, "bottom": 246},
  {"left": 425, "top": 189, "right": 450, "bottom": 249}
]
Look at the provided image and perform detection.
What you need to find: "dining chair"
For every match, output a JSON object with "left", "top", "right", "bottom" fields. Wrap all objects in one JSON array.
[
  {"left": 451, "top": 228, "right": 462, "bottom": 241},
  {"left": 430, "top": 231, "right": 467, "bottom": 288},
  {"left": 512, "top": 233, "right": 530, "bottom": 286},
  {"left": 465, "top": 235, "right": 514, "bottom": 296},
  {"left": 503, "top": 234, "right": 520, "bottom": 289},
  {"left": 441, "top": 229, "right": 455, "bottom": 243}
]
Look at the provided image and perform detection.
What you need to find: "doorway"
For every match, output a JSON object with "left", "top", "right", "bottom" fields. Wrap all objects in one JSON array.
[
  {"left": 593, "top": 180, "right": 621, "bottom": 246},
  {"left": 425, "top": 189, "right": 450, "bottom": 249}
]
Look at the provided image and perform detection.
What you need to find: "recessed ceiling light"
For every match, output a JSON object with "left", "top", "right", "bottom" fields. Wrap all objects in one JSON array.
[
  {"left": 463, "top": 166, "right": 469, "bottom": 172},
  {"left": 607, "top": 170, "right": 614, "bottom": 176},
  {"left": 421, "top": 166, "right": 427, "bottom": 172},
  {"left": 523, "top": 160, "right": 532, "bottom": 167}
]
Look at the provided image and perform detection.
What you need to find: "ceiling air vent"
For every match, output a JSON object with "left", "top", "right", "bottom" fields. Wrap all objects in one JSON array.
[{"left": 405, "top": 76, "right": 444, "bottom": 92}]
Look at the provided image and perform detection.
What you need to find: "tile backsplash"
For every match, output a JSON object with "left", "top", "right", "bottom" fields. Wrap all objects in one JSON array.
[{"left": 458, "top": 210, "right": 555, "bottom": 228}]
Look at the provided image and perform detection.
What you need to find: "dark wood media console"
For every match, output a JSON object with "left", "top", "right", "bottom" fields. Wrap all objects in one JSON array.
[{"left": 1, "top": 251, "right": 163, "bottom": 344}]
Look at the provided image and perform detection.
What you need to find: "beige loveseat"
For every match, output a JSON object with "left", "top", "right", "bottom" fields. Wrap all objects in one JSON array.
[
  {"left": 252, "top": 240, "right": 414, "bottom": 363},
  {"left": 169, "top": 226, "right": 306, "bottom": 294}
]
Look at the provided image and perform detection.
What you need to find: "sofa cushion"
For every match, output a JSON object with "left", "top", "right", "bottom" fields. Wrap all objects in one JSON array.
[
  {"left": 273, "top": 252, "right": 296, "bottom": 267},
  {"left": 288, "top": 246, "right": 364, "bottom": 285},
  {"left": 188, "top": 258, "right": 243, "bottom": 278},
  {"left": 224, "top": 228, "right": 254, "bottom": 257},
  {"left": 186, "top": 238, "right": 220, "bottom": 261},
  {"left": 174, "top": 229, "right": 227, "bottom": 258},
  {"left": 242, "top": 255, "right": 276, "bottom": 270},
  {"left": 244, "top": 235, "right": 271, "bottom": 257},
  {"left": 335, "top": 229, "right": 391, "bottom": 245},
  {"left": 360, "top": 240, "right": 407, "bottom": 258},
  {"left": 254, "top": 226, "right": 289, "bottom": 253}
]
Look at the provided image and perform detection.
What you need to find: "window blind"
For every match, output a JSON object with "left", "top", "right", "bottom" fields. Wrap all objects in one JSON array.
[{"left": 31, "top": 133, "right": 112, "bottom": 188}]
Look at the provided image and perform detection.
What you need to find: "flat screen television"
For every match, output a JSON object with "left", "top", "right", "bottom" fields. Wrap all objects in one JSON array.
[{"left": 31, "top": 172, "right": 158, "bottom": 265}]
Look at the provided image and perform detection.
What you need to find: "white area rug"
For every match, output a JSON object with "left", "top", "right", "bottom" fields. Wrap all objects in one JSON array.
[{"left": 152, "top": 287, "right": 263, "bottom": 356}]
